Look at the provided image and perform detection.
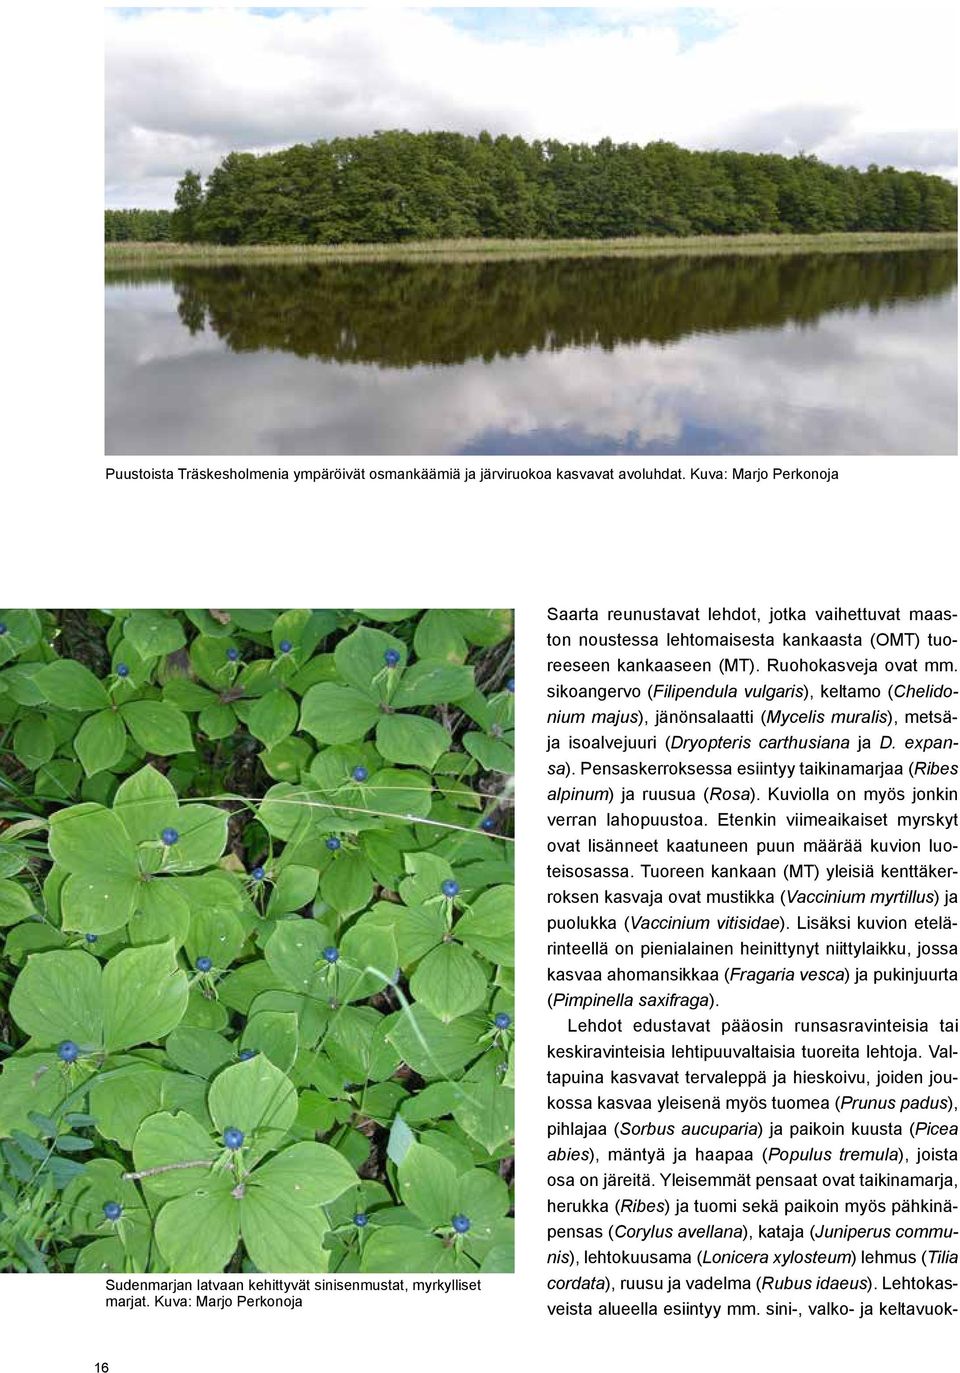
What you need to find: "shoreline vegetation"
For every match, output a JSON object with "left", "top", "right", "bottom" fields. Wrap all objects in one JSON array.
[{"left": 106, "top": 231, "right": 958, "bottom": 267}]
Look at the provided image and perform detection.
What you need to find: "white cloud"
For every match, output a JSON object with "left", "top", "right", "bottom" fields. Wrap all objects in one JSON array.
[{"left": 105, "top": 5, "right": 958, "bottom": 206}]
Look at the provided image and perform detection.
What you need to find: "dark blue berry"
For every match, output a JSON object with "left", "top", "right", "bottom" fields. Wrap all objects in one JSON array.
[
  {"left": 322, "top": 946, "right": 339, "bottom": 964},
  {"left": 494, "top": 1012, "right": 511, "bottom": 1029},
  {"left": 226, "top": 647, "right": 240, "bottom": 662},
  {"left": 0, "top": 623, "right": 7, "bottom": 636},
  {"left": 161, "top": 827, "right": 179, "bottom": 846},
  {"left": 352, "top": 765, "right": 368, "bottom": 782},
  {"left": 452, "top": 1214, "right": 471, "bottom": 1234},
  {"left": 442, "top": 879, "right": 460, "bottom": 898},
  {"left": 238, "top": 1048, "right": 257, "bottom": 1061},
  {"left": 251, "top": 865, "right": 265, "bottom": 881},
  {"left": 223, "top": 1127, "right": 245, "bottom": 1150},
  {"left": 480, "top": 816, "right": 495, "bottom": 831},
  {"left": 353, "top": 1212, "right": 368, "bottom": 1228},
  {"left": 506, "top": 677, "right": 515, "bottom": 692},
  {"left": 384, "top": 649, "right": 400, "bottom": 666},
  {"left": 116, "top": 663, "right": 130, "bottom": 678},
  {"left": 57, "top": 1040, "right": 80, "bottom": 1063},
  {"left": 279, "top": 639, "right": 292, "bottom": 653},
  {"left": 326, "top": 836, "right": 341, "bottom": 851},
  {"left": 103, "top": 1201, "right": 123, "bottom": 1222},
  {"left": 85, "top": 933, "right": 98, "bottom": 943},
  {"left": 195, "top": 956, "right": 213, "bottom": 973}
]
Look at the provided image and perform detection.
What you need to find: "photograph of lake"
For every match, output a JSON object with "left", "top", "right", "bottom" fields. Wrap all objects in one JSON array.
[{"left": 105, "top": 7, "right": 958, "bottom": 457}]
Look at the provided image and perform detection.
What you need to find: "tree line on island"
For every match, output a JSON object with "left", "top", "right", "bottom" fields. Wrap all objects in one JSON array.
[{"left": 105, "top": 131, "right": 959, "bottom": 244}]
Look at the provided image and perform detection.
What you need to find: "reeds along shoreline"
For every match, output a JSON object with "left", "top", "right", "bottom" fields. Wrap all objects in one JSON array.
[{"left": 105, "top": 231, "right": 959, "bottom": 268}]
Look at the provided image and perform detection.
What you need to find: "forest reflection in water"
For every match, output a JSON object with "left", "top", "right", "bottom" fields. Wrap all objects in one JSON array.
[{"left": 105, "top": 249, "right": 957, "bottom": 455}]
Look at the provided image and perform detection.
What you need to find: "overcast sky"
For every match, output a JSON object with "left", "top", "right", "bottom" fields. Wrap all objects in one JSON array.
[{"left": 105, "top": 5, "right": 958, "bottom": 207}]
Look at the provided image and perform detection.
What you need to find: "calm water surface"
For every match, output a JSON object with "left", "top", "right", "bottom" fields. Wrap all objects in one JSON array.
[{"left": 105, "top": 251, "right": 957, "bottom": 456}]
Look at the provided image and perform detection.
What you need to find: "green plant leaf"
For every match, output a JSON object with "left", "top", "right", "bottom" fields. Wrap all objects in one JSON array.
[
  {"left": 132, "top": 1110, "right": 220, "bottom": 1197},
  {"left": 75, "top": 710, "right": 128, "bottom": 777},
  {"left": 299, "top": 683, "right": 380, "bottom": 744},
  {"left": 409, "top": 943, "right": 488, "bottom": 1023},
  {"left": 207, "top": 1057, "right": 298, "bottom": 1163},
  {"left": 334, "top": 626, "right": 406, "bottom": 696},
  {"left": 464, "top": 732, "right": 515, "bottom": 773},
  {"left": 326, "top": 1006, "right": 399, "bottom": 1085},
  {"left": 387, "top": 1113, "right": 415, "bottom": 1165},
  {"left": 9, "top": 950, "right": 102, "bottom": 1046},
  {"left": 13, "top": 716, "right": 56, "bottom": 771},
  {"left": 386, "top": 1005, "right": 486, "bottom": 1081},
  {"left": 0, "top": 879, "right": 34, "bottom": 927},
  {"left": 164, "top": 679, "right": 218, "bottom": 711},
  {"left": 128, "top": 880, "right": 191, "bottom": 947},
  {"left": 456, "top": 1167, "right": 511, "bottom": 1239},
  {"left": 338, "top": 921, "right": 398, "bottom": 1002},
  {"left": 165, "top": 1028, "right": 235, "bottom": 1080},
  {"left": 88, "top": 1065, "right": 207, "bottom": 1150},
  {"left": 399, "top": 1081, "right": 460, "bottom": 1125},
  {"left": 35, "top": 660, "right": 109, "bottom": 712},
  {"left": 265, "top": 920, "right": 329, "bottom": 998},
  {"left": 260, "top": 736, "right": 313, "bottom": 783},
  {"left": 0, "top": 609, "right": 42, "bottom": 665},
  {"left": 453, "top": 885, "right": 514, "bottom": 966},
  {"left": 61, "top": 871, "right": 141, "bottom": 935},
  {"left": 354, "top": 900, "right": 445, "bottom": 965},
  {"left": 198, "top": 702, "right": 237, "bottom": 739},
  {"left": 124, "top": 611, "right": 187, "bottom": 659},
  {"left": 164, "top": 804, "right": 228, "bottom": 872},
  {"left": 392, "top": 662, "right": 474, "bottom": 708},
  {"left": 34, "top": 759, "right": 82, "bottom": 802},
  {"left": 120, "top": 701, "right": 194, "bottom": 755},
  {"left": 0, "top": 1053, "right": 94, "bottom": 1139},
  {"left": 185, "top": 897, "right": 246, "bottom": 971},
  {"left": 376, "top": 713, "right": 450, "bottom": 769},
  {"left": 248, "top": 689, "right": 298, "bottom": 748},
  {"left": 265, "top": 864, "right": 319, "bottom": 917},
  {"left": 359, "top": 1227, "right": 451, "bottom": 1273},
  {"left": 452, "top": 1053, "right": 514, "bottom": 1153},
  {"left": 399, "top": 850, "right": 455, "bottom": 907},
  {"left": 113, "top": 765, "right": 179, "bottom": 845},
  {"left": 455, "top": 609, "right": 512, "bottom": 646},
  {"left": 413, "top": 610, "right": 468, "bottom": 664},
  {"left": 355, "top": 610, "right": 419, "bottom": 623},
  {"left": 102, "top": 941, "right": 189, "bottom": 1051},
  {"left": 320, "top": 851, "right": 373, "bottom": 916},
  {"left": 240, "top": 1011, "right": 299, "bottom": 1073},
  {"left": 397, "top": 1141, "right": 459, "bottom": 1229},
  {"left": 49, "top": 803, "right": 139, "bottom": 876},
  {"left": 241, "top": 1141, "right": 358, "bottom": 1271},
  {"left": 154, "top": 1176, "right": 240, "bottom": 1272},
  {"left": 364, "top": 768, "right": 432, "bottom": 820},
  {"left": 2, "top": 923, "right": 66, "bottom": 962}
]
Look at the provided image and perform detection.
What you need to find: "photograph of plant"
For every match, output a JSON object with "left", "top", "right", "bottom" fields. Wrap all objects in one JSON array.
[{"left": 0, "top": 609, "right": 514, "bottom": 1274}]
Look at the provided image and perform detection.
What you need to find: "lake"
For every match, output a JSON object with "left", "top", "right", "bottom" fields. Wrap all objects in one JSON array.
[{"left": 105, "top": 250, "right": 957, "bottom": 456}]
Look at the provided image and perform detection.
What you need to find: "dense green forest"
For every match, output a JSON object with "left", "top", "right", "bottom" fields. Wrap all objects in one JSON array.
[
  {"left": 104, "top": 208, "right": 172, "bottom": 241},
  {"left": 119, "top": 131, "right": 960, "bottom": 245},
  {"left": 106, "top": 249, "right": 957, "bottom": 367},
  {"left": 105, "top": 134, "right": 957, "bottom": 246}
]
